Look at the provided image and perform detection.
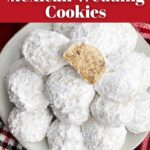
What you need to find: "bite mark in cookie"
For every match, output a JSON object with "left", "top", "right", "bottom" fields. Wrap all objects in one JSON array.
[{"left": 63, "top": 43, "right": 105, "bottom": 84}]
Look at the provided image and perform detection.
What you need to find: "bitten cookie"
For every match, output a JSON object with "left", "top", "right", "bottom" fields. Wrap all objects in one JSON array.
[
  {"left": 63, "top": 43, "right": 105, "bottom": 84},
  {"left": 95, "top": 52, "right": 143, "bottom": 102}
]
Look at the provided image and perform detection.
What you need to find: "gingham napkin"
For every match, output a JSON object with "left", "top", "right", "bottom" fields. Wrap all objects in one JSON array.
[
  {"left": 0, "top": 118, "right": 25, "bottom": 150},
  {"left": 133, "top": 23, "right": 150, "bottom": 44},
  {"left": 0, "top": 23, "right": 150, "bottom": 150}
]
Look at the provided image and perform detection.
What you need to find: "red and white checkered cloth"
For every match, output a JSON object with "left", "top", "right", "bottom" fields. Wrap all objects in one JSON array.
[
  {"left": 0, "top": 23, "right": 150, "bottom": 150},
  {"left": 133, "top": 23, "right": 150, "bottom": 45},
  {"left": 0, "top": 118, "right": 25, "bottom": 150}
]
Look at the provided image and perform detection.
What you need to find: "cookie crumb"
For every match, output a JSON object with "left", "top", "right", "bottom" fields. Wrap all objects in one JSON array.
[{"left": 63, "top": 43, "right": 105, "bottom": 84}]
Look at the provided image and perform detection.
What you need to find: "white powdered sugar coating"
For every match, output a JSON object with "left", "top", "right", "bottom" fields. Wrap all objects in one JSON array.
[
  {"left": 47, "top": 120, "right": 86, "bottom": 150},
  {"left": 90, "top": 95, "right": 134, "bottom": 127},
  {"left": 82, "top": 118, "right": 127, "bottom": 150},
  {"left": 107, "top": 52, "right": 150, "bottom": 91},
  {"left": 71, "top": 23, "right": 138, "bottom": 57},
  {"left": 7, "top": 67, "right": 49, "bottom": 111},
  {"left": 106, "top": 52, "right": 144, "bottom": 73},
  {"left": 46, "top": 66, "right": 95, "bottom": 125},
  {"left": 6, "top": 58, "right": 30, "bottom": 75},
  {"left": 68, "top": 37, "right": 91, "bottom": 47},
  {"left": 95, "top": 52, "right": 143, "bottom": 102},
  {"left": 22, "top": 30, "right": 70, "bottom": 75},
  {"left": 8, "top": 108, "right": 53, "bottom": 142},
  {"left": 53, "top": 107, "right": 89, "bottom": 125},
  {"left": 53, "top": 23, "right": 81, "bottom": 39},
  {"left": 126, "top": 92, "right": 150, "bottom": 134},
  {"left": 5, "top": 58, "right": 40, "bottom": 89}
]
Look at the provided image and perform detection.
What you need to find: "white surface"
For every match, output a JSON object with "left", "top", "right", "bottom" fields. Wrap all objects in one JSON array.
[{"left": 0, "top": 23, "right": 149, "bottom": 150}]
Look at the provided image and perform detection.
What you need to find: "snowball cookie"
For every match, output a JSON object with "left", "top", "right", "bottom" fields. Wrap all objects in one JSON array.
[
  {"left": 46, "top": 66, "right": 95, "bottom": 124},
  {"left": 8, "top": 108, "right": 53, "bottom": 142},
  {"left": 6, "top": 58, "right": 30, "bottom": 75},
  {"left": 105, "top": 52, "right": 144, "bottom": 74},
  {"left": 126, "top": 92, "right": 150, "bottom": 134},
  {"left": 53, "top": 23, "right": 81, "bottom": 38},
  {"left": 47, "top": 120, "right": 86, "bottom": 150},
  {"left": 5, "top": 58, "right": 40, "bottom": 88},
  {"left": 7, "top": 67, "right": 49, "bottom": 110},
  {"left": 5, "top": 58, "right": 28, "bottom": 88},
  {"left": 82, "top": 118, "right": 127, "bottom": 150},
  {"left": 53, "top": 106, "right": 89, "bottom": 125},
  {"left": 90, "top": 95, "right": 134, "bottom": 127},
  {"left": 95, "top": 53, "right": 143, "bottom": 102},
  {"left": 22, "top": 30, "right": 70, "bottom": 75},
  {"left": 71, "top": 23, "right": 137, "bottom": 57}
]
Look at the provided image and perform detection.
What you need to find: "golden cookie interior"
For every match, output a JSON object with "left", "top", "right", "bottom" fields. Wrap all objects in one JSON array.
[{"left": 63, "top": 43, "right": 105, "bottom": 84}]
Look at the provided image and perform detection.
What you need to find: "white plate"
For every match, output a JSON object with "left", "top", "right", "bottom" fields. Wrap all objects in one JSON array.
[{"left": 0, "top": 23, "right": 149, "bottom": 150}]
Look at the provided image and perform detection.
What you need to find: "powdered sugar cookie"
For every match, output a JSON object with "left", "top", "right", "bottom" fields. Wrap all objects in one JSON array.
[
  {"left": 46, "top": 66, "right": 95, "bottom": 109},
  {"left": 126, "top": 92, "right": 150, "bottom": 134},
  {"left": 82, "top": 118, "right": 127, "bottom": 150},
  {"left": 8, "top": 108, "right": 52, "bottom": 142},
  {"left": 47, "top": 120, "right": 86, "bottom": 150},
  {"left": 7, "top": 67, "right": 49, "bottom": 110},
  {"left": 90, "top": 95, "right": 134, "bottom": 127},
  {"left": 22, "top": 30, "right": 70, "bottom": 75},
  {"left": 46, "top": 66, "right": 95, "bottom": 125}
]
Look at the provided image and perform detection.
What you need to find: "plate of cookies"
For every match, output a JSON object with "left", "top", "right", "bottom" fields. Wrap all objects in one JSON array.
[{"left": 0, "top": 23, "right": 150, "bottom": 150}]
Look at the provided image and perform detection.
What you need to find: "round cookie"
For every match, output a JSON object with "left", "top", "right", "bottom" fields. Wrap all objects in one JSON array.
[
  {"left": 90, "top": 95, "right": 134, "bottom": 127},
  {"left": 5, "top": 58, "right": 40, "bottom": 89},
  {"left": 22, "top": 30, "right": 70, "bottom": 75},
  {"left": 46, "top": 66, "right": 95, "bottom": 125},
  {"left": 106, "top": 52, "right": 150, "bottom": 91},
  {"left": 95, "top": 52, "right": 143, "bottom": 102},
  {"left": 82, "top": 118, "right": 127, "bottom": 150},
  {"left": 8, "top": 108, "right": 52, "bottom": 142},
  {"left": 7, "top": 67, "right": 49, "bottom": 111},
  {"left": 47, "top": 120, "right": 86, "bottom": 150},
  {"left": 126, "top": 92, "right": 150, "bottom": 134}
]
